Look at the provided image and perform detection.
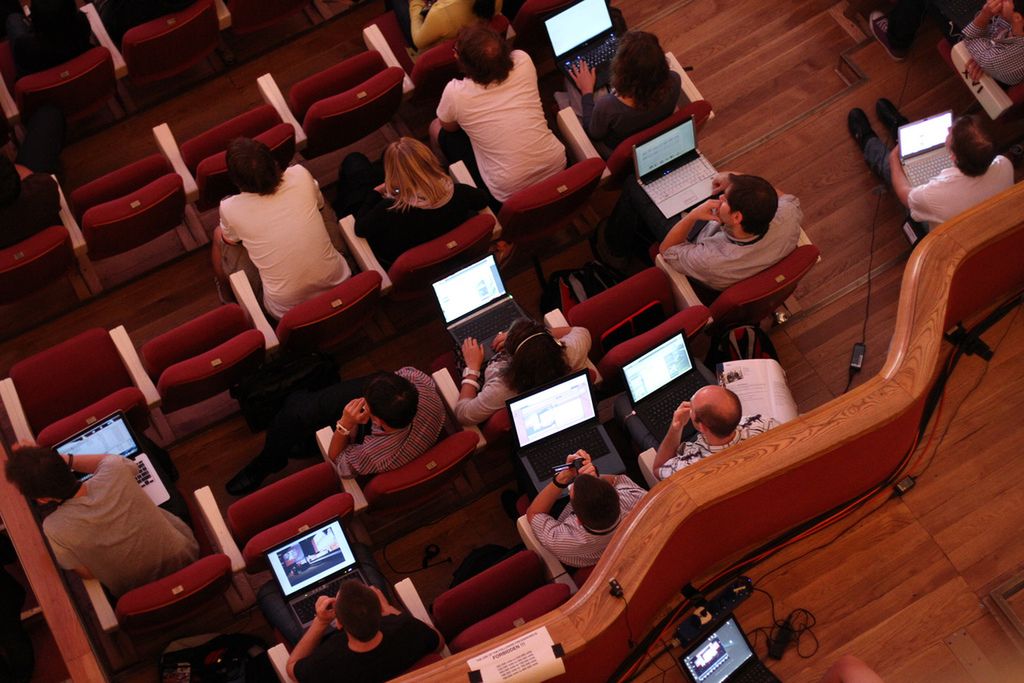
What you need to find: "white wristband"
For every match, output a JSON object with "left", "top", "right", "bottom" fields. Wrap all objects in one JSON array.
[
  {"left": 461, "top": 378, "right": 480, "bottom": 390},
  {"left": 462, "top": 367, "right": 480, "bottom": 378},
  {"left": 335, "top": 420, "right": 351, "bottom": 435}
]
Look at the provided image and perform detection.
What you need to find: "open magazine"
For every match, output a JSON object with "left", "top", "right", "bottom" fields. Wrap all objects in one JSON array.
[{"left": 717, "top": 359, "right": 798, "bottom": 424}]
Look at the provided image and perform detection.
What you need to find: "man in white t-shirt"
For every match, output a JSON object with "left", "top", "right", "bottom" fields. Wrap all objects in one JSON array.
[
  {"left": 433, "top": 23, "right": 565, "bottom": 203},
  {"left": 212, "top": 138, "right": 350, "bottom": 319}
]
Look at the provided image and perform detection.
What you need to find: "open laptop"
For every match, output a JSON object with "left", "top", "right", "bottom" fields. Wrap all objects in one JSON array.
[
  {"left": 634, "top": 117, "right": 717, "bottom": 219},
  {"left": 622, "top": 334, "right": 710, "bottom": 442},
  {"left": 679, "top": 615, "right": 780, "bottom": 683},
  {"left": 507, "top": 370, "right": 625, "bottom": 493},
  {"left": 54, "top": 411, "right": 170, "bottom": 507},
  {"left": 432, "top": 254, "right": 527, "bottom": 362},
  {"left": 544, "top": 0, "right": 618, "bottom": 91},
  {"left": 265, "top": 517, "right": 367, "bottom": 629},
  {"left": 898, "top": 110, "right": 953, "bottom": 187}
]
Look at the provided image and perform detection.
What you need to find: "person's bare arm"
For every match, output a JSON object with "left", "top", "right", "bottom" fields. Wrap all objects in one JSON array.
[
  {"left": 659, "top": 200, "right": 719, "bottom": 254},
  {"left": 439, "top": 118, "right": 461, "bottom": 133},
  {"left": 17, "top": 441, "right": 109, "bottom": 474},
  {"left": 458, "top": 337, "right": 485, "bottom": 401},
  {"left": 526, "top": 451, "right": 588, "bottom": 523},
  {"left": 327, "top": 398, "right": 370, "bottom": 472},
  {"left": 287, "top": 595, "right": 335, "bottom": 681},
  {"left": 888, "top": 146, "right": 912, "bottom": 207},
  {"left": 652, "top": 402, "right": 691, "bottom": 472}
]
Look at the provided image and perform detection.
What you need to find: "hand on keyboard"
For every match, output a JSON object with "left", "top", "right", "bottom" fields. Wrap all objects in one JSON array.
[
  {"left": 314, "top": 595, "right": 336, "bottom": 626},
  {"left": 569, "top": 60, "right": 596, "bottom": 95},
  {"left": 461, "top": 337, "right": 485, "bottom": 375}
]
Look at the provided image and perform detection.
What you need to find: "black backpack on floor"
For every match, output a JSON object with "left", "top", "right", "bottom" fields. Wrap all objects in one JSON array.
[{"left": 540, "top": 261, "right": 624, "bottom": 315}]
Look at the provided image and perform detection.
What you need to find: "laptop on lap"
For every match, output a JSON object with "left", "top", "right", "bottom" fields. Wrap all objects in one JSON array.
[
  {"left": 634, "top": 117, "right": 718, "bottom": 219},
  {"left": 679, "top": 615, "right": 780, "bottom": 683},
  {"left": 544, "top": 0, "right": 619, "bottom": 91},
  {"left": 507, "top": 370, "right": 625, "bottom": 493},
  {"left": 898, "top": 110, "right": 953, "bottom": 187},
  {"left": 622, "top": 334, "right": 710, "bottom": 442},
  {"left": 54, "top": 411, "right": 170, "bottom": 506},
  {"left": 265, "top": 517, "right": 367, "bottom": 629}
]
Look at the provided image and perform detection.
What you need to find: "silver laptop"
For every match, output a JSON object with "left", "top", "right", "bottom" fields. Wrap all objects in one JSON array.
[
  {"left": 680, "top": 616, "right": 779, "bottom": 683},
  {"left": 544, "top": 0, "right": 618, "bottom": 90},
  {"left": 898, "top": 110, "right": 953, "bottom": 187},
  {"left": 507, "top": 370, "right": 625, "bottom": 493},
  {"left": 431, "top": 254, "right": 527, "bottom": 362},
  {"left": 54, "top": 411, "right": 170, "bottom": 507},
  {"left": 634, "top": 117, "right": 717, "bottom": 219},
  {"left": 265, "top": 517, "right": 367, "bottom": 629},
  {"left": 622, "top": 334, "right": 709, "bottom": 442}
]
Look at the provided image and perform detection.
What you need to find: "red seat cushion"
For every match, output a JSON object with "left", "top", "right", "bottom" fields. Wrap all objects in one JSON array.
[
  {"left": 275, "top": 271, "right": 383, "bottom": 354},
  {"left": 240, "top": 493, "right": 355, "bottom": 573},
  {"left": 388, "top": 214, "right": 496, "bottom": 297},
  {"left": 180, "top": 105, "right": 284, "bottom": 172},
  {"left": 155, "top": 329, "right": 265, "bottom": 412},
  {"left": 142, "top": 304, "right": 253, "bottom": 378},
  {"left": 449, "top": 583, "right": 571, "bottom": 652},
  {"left": 121, "top": 0, "right": 219, "bottom": 85},
  {"left": 80, "top": 173, "right": 185, "bottom": 259},
  {"left": 0, "top": 225, "right": 73, "bottom": 304},
  {"left": 497, "top": 158, "right": 605, "bottom": 243},
  {"left": 363, "top": 430, "right": 478, "bottom": 511},
  {"left": 15, "top": 47, "right": 116, "bottom": 122},
  {"left": 115, "top": 553, "right": 233, "bottom": 630},
  {"left": 35, "top": 387, "right": 147, "bottom": 447},
  {"left": 70, "top": 154, "right": 174, "bottom": 221}
]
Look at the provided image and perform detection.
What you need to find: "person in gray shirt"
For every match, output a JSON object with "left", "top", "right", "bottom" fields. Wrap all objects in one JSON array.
[
  {"left": 4, "top": 445, "right": 198, "bottom": 597},
  {"left": 658, "top": 172, "right": 803, "bottom": 293}
]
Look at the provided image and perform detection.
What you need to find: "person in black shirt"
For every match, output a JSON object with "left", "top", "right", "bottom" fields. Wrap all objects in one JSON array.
[
  {"left": 5, "top": 0, "right": 92, "bottom": 78},
  {"left": 0, "top": 105, "right": 65, "bottom": 250},
  {"left": 287, "top": 580, "right": 441, "bottom": 683}
]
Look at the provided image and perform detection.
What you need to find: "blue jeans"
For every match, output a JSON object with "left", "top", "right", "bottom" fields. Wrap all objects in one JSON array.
[{"left": 863, "top": 137, "right": 893, "bottom": 187}]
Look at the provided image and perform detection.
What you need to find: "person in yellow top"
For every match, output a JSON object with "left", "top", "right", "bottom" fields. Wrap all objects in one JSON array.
[{"left": 394, "top": 0, "right": 502, "bottom": 51}]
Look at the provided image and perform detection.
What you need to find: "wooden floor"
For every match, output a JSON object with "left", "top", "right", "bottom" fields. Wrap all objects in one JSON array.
[{"left": 2, "top": 0, "right": 1023, "bottom": 680}]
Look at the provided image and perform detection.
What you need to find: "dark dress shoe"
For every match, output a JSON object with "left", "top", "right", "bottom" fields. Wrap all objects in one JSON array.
[
  {"left": 876, "top": 98, "right": 910, "bottom": 141},
  {"left": 847, "top": 108, "right": 878, "bottom": 151},
  {"left": 225, "top": 457, "right": 287, "bottom": 496}
]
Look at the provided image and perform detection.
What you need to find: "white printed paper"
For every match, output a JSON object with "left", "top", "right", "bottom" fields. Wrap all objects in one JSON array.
[{"left": 466, "top": 627, "right": 566, "bottom": 683}]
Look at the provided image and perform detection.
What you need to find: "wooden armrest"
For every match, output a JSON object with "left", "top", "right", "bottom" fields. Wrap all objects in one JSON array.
[
  {"left": 229, "top": 270, "right": 280, "bottom": 354},
  {"left": 543, "top": 309, "right": 602, "bottom": 385},
  {"left": 256, "top": 73, "right": 308, "bottom": 151},
  {"left": 951, "top": 42, "right": 1014, "bottom": 120},
  {"left": 0, "top": 378, "right": 33, "bottom": 443},
  {"left": 666, "top": 52, "right": 713, "bottom": 121},
  {"left": 431, "top": 369, "right": 486, "bottom": 450},
  {"left": 447, "top": 161, "right": 503, "bottom": 237},
  {"left": 214, "top": 0, "right": 231, "bottom": 29},
  {"left": 152, "top": 123, "right": 199, "bottom": 203},
  {"left": 637, "top": 447, "right": 658, "bottom": 488},
  {"left": 516, "top": 515, "right": 577, "bottom": 593},
  {"left": 315, "top": 427, "right": 368, "bottom": 512},
  {"left": 396, "top": 577, "right": 451, "bottom": 657},
  {"left": 194, "top": 486, "right": 245, "bottom": 573},
  {"left": 83, "top": 577, "right": 119, "bottom": 633},
  {"left": 80, "top": 4, "right": 126, "bottom": 79},
  {"left": 0, "top": 67, "right": 18, "bottom": 125},
  {"left": 655, "top": 254, "right": 705, "bottom": 313},
  {"left": 54, "top": 177, "right": 85, "bottom": 256},
  {"left": 339, "top": 215, "right": 392, "bottom": 293},
  {"left": 109, "top": 325, "right": 161, "bottom": 409},
  {"left": 362, "top": 25, "right": 415, "bottom": 95},
  {"left": 556, "top": 107, "right": 606, "bottom": 173},
  {"left": 267, "top": 643, "right": 292, "bottom": 682}
]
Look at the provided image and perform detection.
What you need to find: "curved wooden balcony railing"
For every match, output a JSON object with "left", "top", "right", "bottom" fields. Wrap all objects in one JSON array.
[{"left": 397, "top": 182, "right": 1024, "bottom": 681}]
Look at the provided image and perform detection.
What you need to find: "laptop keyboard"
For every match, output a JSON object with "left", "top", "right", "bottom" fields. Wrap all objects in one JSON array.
[
  {"left": 452, "top": 299, "right": 521, "bottom": 344},
  {"left": 644, "top": 157, "right": 716, "bottom": 203},
  {"left": 728, "top": 661, "right": 781, "bottom": 683},
  {"left": 905, "top": 153, "right": 953, "bottom": 187},
  {"left": 135, "top": 459, "right": 154, "bottom": 487},
  {"left": 292, "top": 573, "right": 361, "bottom": 624},
  {"left": 564, "top": 35, "right": 619, "bottom": 72},
  {"left": 526, "top": 428, "right": 610, "bottom": 478},
  {"left": 639, "top": 374, "right": 708, "bottom": 437}
]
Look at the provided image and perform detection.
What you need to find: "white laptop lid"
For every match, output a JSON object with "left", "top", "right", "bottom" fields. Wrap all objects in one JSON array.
[
  {"left": 508, "top": 371, "right": 596, "bottom": 448},
  {"left": 634, "top": 118, "right": 697, "bottom": 180},
  {"left": 54, "top": 412, "right": 141, "bottom": 459},
  {"left": 681, "top": 617, "right": 756, "bottom": 683},
  {"left": 898, "top": 110, "right": 952, "bottom": 161},
  {"left": 266, "top": 519, "right": 358, "bottom": 598},
  {"left": 544, "top": 0, "right": 613, "bottom": 58},
  {"left": 623, "top": 334, "right": 694, "bottom": 402},
  {"left": 432, "top": 255, "right": 507, "bottom": 324}
]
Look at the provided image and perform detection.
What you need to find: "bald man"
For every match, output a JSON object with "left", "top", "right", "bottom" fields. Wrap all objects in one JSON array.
[{"left": 652, "top": 386, "right": 777, "bottom": 480}]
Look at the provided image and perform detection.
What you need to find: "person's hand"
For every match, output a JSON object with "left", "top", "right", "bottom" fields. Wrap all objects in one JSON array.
[
  {"left": 1010, "top": 8, "right": 1024, "bottom": 35},
  {"left": 370, "top": 585, "right": 400, "bottom": 615},
  {"left": 461, "top": 337, "right": 485, "bottom": 373},
  {"left": 342, "top": 397, "right": 370, "bottom": 430},
  {"left": 373, "top": 182, "right": 388, "bottom": 196},
  {"left": 314, "top": 595, "right": 336, "bottom": 625},
  {"left": 689, "top": 198, "right": 722, "bottom": 222},
  {"left": 981, "top": 0, "right": 1002, "bottom": 18},
  {"left": 569, "top": 61, "right": 597, "bottom": 95},
  {"left": 492, "top": 330, "right": 508, "bottom": 353},
  {"left": 670, "top": 401, "right": 692, "bottom": 432},
  {"left": 567, "top": 450, "right": 592, "bottom": 468},
  {"left": 966, "top": 57, "right": 985, "bottom": 82},
  {"left": 710, "top": 172, "right": 733, "bottom": 195}
]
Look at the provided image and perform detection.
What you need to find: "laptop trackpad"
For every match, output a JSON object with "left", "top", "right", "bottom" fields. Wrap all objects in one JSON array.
[{"left": 659, "top": 177, "right": 714, "bottom": 220}]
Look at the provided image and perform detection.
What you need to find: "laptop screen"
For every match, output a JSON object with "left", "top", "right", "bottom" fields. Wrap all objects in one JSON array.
[
  {"left": 508, "top": 371, "right": 595, "bottom": 448},
  {"left": 266, "top": 519, "right": 358, "bottom": 597},
  {"left": 681, "top": 617, "right": 756, "bottom": 683},
  {"left": 544, "top": 0, "right": 613, "bottom": 58},
  {"left": 898, "top": 110, "right": 952, "bottom": 158},
  {"left": 54, "top": 412, "right": 141, "bottom": 459},
  {"left": 432, "top": 255, "right": 506, "bottom": 324},
  {"left": 634, "top": 119, "right": 696, "bottom": 179},
  {"left": 623, "top": 334, "right": 693, "bottom": 403}
]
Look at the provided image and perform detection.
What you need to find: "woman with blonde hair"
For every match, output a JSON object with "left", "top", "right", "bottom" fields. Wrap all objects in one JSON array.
[{"left": 334, "top": 138, "right": 488, "bottom": 268}]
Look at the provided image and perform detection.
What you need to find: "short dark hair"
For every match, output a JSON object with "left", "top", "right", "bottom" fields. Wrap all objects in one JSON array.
[
  {"left": 610, "top": 32, "right": 672, "bottom": 110},
  {"left": 5, "top": 446, "right": 80, "bottom": 501},
  {"left": 365, "top": 372, "right": 419, "bottom": 429},
  {"left": 472, "top": 0, "right": 496, "bottom": 19},
  {"left": 226, "top": 138, "right": 283, "bottom": 195},
  {"left": 950, "top": 115, "right": 997, "bottom": 177},
  {"left": 335, "top": 581, "right": 381, "bottom": 642},
  {"left": 0, "top": 156, "right": 20, "bottom": 207},
  {"left": 693, "top": 389, "right": 742, "bottom": 438},
  {"left": 725, "top": 174, "right": 778, "bottom": 236},
  {"left": 572, "top": 474, "right": 620, "bottom": 532},
  {"left": 455, "top": 24, "right": 513, "bottom": 85},
  {"left": 504, "top": 319, "right": 569, "bottom": 393}
]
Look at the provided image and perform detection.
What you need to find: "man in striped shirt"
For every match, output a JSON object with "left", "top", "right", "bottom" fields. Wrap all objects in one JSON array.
[
  {"left": 528, "top": 451, "right": 646, "bottom": 569},
  {"left": 654, "top": 386, "right": 777, "bottom": 480}
]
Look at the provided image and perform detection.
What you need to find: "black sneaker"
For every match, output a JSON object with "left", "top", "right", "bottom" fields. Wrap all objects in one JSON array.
[
  {"left": 225, "top": 457, "right": 287, "bottom": 497},
  {"left": 847, "top": 108, "right": 878, "bottom": 151},
  {"left": 869, "top": 11, "right": 908, "bottom": 62},
  {"left": 875, "top": 98, "right": 910, "bottom": 141}
]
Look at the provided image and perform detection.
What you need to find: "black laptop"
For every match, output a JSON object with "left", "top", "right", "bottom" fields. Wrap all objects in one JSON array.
[
  {"left": 622, "top": 334, "right": 709, "bottom": 442},
  {"left": 544, "top": 0, "right": 618, "bottom": 91},
  {"left": 679, "top": 615, "right": 780, "bottom": 683}
]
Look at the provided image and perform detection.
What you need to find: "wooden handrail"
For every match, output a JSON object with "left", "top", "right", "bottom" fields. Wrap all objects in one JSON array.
[{"left": 394, "top": 182, "right": 1024, "bottom": 680}]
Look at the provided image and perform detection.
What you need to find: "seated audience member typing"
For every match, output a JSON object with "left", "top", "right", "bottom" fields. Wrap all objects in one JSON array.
[
  {"left": 455, "top": 319, "right": 592, "bottom": 426},
  {"left": 658, "top": 172, "right": 803, "bottom": 293},
  {"left": 5, "top": 0, "right": 91, "bottom": 78},
  {"left": 568, "top": 30, "right": 681, "bottom": 158},
  {"left": 961, "top": 0, "right": 1024, "bottom": 85},
  {"left": 527, "top": 451, "right": 645, "bottom": 569},
  {"left": 848, "top": 106, "right": 1014, "bottom": 229},
  {"left": 211, "top": 138, "right": 350, "bottom": 320},
  {"left": 0, "top": 106, "right": 66, "bottom": 249},
  {"left": 227, "top": 370, "right": 446, "bottom": 495},
  {"left": 96, "top": 0, "right": 195, "bottom": 47},
  {"left": 434, "top": 23, "right": 566, "bottom": 204},
  {"left": 334, "top": 138, "right": 489, "bottom": 270},
  {"left": 4, "top": 445, "right": 198, "bottom": 597},
  {"left": 652, "top": 386, "right": 777, "bottom": 481},
  {"left": 287, "top": 581, "right": 441, "bottom": 683}
]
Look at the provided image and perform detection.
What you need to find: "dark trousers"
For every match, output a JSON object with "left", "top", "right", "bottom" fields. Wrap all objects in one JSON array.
[
  {"left": 437, "top": 128, "right": 501, "bottom": 212},
  {"left": 391, "top": 0, "right": 414, "bottom": 45},
  {"left": 16, "top": 105, "right": 65, "bottom": 174}
]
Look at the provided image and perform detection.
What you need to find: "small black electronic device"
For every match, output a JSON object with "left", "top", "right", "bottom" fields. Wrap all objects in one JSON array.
[
  {"left": 850, "top": 342, "right": 866, "bottom": 370},
  {"left": 551, "top": 458, "right": 585, "bottom": 476}
]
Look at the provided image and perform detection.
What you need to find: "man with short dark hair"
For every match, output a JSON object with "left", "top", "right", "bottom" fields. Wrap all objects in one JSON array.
[
  {"left": 653, "top": 386, "right": 777, "bottom": 480},
  {"left": 286, "top": 580, "right": 441, "bottom": 683},
  {"left": 847, "top": 103, "right": 1013, "bottom": 228},
  {"left": 658, "top": 172, "right": 803, "bottom": 292},
  {"left": 527, "top": 451, "right": 645, "bottom": 568}
]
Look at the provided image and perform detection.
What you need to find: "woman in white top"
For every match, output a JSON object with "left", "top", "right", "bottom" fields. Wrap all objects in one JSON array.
[{"left": 455, "top": 318, "right": 592, "bottom": 426}]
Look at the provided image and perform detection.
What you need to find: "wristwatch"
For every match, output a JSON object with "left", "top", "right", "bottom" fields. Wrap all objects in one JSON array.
[
  {"left": 335, "top": 420, "right": 351, "bottom": 436},
  {"left": 462, "top": 367, "right": 480, "bottom": 378}
]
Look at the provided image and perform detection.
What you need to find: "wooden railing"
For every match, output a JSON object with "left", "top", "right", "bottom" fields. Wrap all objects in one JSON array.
[{"left": 396, "top": 182, "right": 1024, "bottom": 681}]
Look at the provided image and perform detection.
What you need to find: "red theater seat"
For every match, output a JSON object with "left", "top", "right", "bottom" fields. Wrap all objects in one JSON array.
[
  {"left": 226, "top": 0, "right": 308, "bottom": 34},
  {"left": 0, "top": 226, "right": 76, "bottom": 304},
  {"left": 15, "top": 47, "right": 116, "bottom": 123},
  {"left": 121, "top": 0, "right": 219, "bottom": 85},
  {"left": 273, "top": 270, "right": 383, "bottom": 354},
  {"left": 604, "top": 103, "right": 713, "bottom": 183}
]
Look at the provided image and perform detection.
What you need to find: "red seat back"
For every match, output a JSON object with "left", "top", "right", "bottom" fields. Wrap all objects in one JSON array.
[
  {"left": 409, "top": 39, "right": 459, "bottom": 102},
  {"left": 70, "top": 155, "right": 174, "bottom": 221},
  {"left": 363, "top": 13, "right": 416, "bottom": 73},
  {"left": 0, "top": 226, "right": 74, "bottom": 304},
  {"left": 388, "top": 214, "right": 496, "bottom": 298},
  {"left": 81, "top": 174, "right": 185, "bottom": 259},
  {"left": 226, "top": 0, "right": 308, "bottom": 34},
  {"left": 115, "top": 553, "right": 233, "bottom": 630},
  {"left": 605, "top": 102, "right": 714, "bottom": 182},
  {"left": 275, "top": 271, "right": 383, "bottom": 354},
  {"left": 362, "top": 430, "right": 478, "bottom": 511},
  {"left": 496, "top": 157, "right": 605, "bottom": 243},
  {"left": 15, "top": 47, "right": 116, "bottom": 122},
  {"left": 122, "top": 0, "right": 219, "bottom": 85}
]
